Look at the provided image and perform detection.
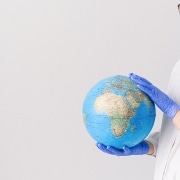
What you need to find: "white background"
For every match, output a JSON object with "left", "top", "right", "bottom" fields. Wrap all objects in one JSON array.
[{"left": 0, "top": 0, "right": 180, "bottom": 180}]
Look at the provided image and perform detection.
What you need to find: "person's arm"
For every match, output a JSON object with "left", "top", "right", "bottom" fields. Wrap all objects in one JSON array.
[
  {"left": 172, "top": 110, "right": 180, "bottom": 130},
  {"left": 146, "top": 141, "right": 154, "bottom": 155},
  {"left": 144, "top": 131, "right": 160, "bottom": 157}
]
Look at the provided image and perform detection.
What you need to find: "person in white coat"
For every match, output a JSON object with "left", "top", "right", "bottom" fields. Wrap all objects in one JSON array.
[
  {"left": 131, "top": 59, "right": 180, "bottom": 180},
  {"left": 97, "top": 59, "right": 180, "bottom": 180},
  {"left": 97, "top": 4, "right": 180, "bottom": 179}
]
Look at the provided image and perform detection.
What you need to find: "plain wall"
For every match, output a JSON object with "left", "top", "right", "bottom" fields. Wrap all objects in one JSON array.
[{"left": 0, "top": 0, "right": 180, "bottom": 179}]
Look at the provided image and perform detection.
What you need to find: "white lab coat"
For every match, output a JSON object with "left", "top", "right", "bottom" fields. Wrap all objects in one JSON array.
[{"left": 147, "top": 60, "right": 180, "bottom": 180}]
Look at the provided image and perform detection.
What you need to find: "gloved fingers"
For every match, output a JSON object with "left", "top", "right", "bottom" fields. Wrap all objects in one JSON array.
[
  {"left": 129, "top": 73, "right": 152, "bottom": 89},
  {"left": 122, "top": 146, "right": 132, "bottom": 155},
  {"left": 96, "top": 143, "right": 114, "bottom": 155},
  {"left": 138, "top": 84, "right": 163, "bottom": 103},
  {"left": 129, "top": 73, "right": 151, "bottom": 84},
  {"left": 137, "top": 84, "right": 155, "bottom": 97},
  {"left": 107, "top": 146, "right": 129, "bottom": 156}
]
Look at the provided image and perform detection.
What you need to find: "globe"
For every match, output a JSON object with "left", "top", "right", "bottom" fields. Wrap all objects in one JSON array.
[{"left": 83, "top": 75, "right": 156, "bottom": 149}]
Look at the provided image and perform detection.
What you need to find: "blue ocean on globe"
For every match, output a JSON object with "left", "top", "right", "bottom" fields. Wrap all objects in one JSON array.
[{"left": 83, "top": 75, "right": 156, "bottom": 149}]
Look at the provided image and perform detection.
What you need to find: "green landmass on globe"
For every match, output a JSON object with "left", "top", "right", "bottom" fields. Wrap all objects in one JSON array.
[{"left": 83, "top": 75, "right": 156, "bottom": 149}]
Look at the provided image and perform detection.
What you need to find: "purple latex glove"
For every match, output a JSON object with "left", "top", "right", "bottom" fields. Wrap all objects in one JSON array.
[
  {"left": 96, "top": 141, "right": 149, "bottom": 156},
  {"left": 129, "top": 73, "right": 180, "bottom": 120}
]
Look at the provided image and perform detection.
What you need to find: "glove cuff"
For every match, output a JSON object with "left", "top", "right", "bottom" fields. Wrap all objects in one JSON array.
[
  {"left": 140, "top": 141, "right": 150, "bottom": 154},
  {"left": 132, "top": 141, "right": 149, "bottom": 155},
  {"left": 168, "top": 102, "right": 180, "bottom": 120}
]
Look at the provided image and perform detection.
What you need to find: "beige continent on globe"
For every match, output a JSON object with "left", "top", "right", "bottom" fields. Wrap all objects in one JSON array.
[{"left": 94, "top": 90, "right": 151, "bottom": 137}]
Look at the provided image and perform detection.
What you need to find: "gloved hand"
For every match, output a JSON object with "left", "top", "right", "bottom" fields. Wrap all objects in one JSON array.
[
  {"left": 129, "top": 73, "right": 180, "bottom": 120},
  {"left": 96, "top": 141, "right": 149, "bottom": 156}
]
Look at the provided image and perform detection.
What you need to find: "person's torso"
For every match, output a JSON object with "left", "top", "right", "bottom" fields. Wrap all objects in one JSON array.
[{"left": 154, "top": 60, "right": 180, "bottom": 180}]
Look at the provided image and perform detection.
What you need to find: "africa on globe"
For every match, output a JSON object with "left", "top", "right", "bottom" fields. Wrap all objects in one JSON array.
[{"left": 83, "top": 75, "right": 156, "bottom": 149}]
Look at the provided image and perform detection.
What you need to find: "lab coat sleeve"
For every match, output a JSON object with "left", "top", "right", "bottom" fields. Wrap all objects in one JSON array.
[{"left": 146, "top": 131, "right": 160, "bottom": 157}]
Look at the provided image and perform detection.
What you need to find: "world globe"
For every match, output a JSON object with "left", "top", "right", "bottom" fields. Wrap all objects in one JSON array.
[{"left": 83, "top": 75, "right": 156, "bottom": 149}]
